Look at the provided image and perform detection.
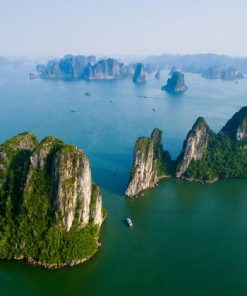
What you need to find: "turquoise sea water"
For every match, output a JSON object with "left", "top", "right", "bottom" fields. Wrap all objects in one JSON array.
[{"left": 0, "top": 66, "right": 247, "bottom": 295}]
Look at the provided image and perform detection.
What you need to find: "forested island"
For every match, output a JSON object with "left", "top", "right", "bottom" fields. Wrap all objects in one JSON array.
[
  {"left": 201, "top": 66, "right": 244, "bottom": 80},
  {"left": 161, "top": 71, "right": 188, "bottom": 94},
  {"left": 126, "top": 106, "right": 247, "bottom": 197},
  {"left": 35, "top": 55, "right": 135, "bottom": 80},
  {"left": 0, "top": 133, "right": 105, "bottom": 268}
]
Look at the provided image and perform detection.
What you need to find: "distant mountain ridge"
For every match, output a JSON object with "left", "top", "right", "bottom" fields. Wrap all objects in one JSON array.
[
  {"left": 143, "top": 53, "right": 247, "bottom": 74},
  {"left": 34, "top": 53, "right": 247, "bottom": 81}
]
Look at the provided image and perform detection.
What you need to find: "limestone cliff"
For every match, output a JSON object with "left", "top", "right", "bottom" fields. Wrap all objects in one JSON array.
[
  {"left": 125, "top": 106, "right": 247, "bottom": 197},
  {"left": 36, "top": 55, "right": 132, "bottom": 80},
  {"left": 202, "top": 66, "right": 244, "bottom": 80},
  {"left": 176, "top": 118, "right": 210, "bottom": 178},
  {"left": 221, "top": 106, "right": 247, "bottom": 141},
  {"left": 125, "top": 129, "right": 171, "bottom": 197},
  {"left": 162, "top": 71, "right": 188, "bottom": 94},
  {"left": 27, "top": 137, "right": 103, "bottom": 230},
  {"left": 0, "top": 133, "right": 104, "bottom": 268},
  {"left": 83, "top": 58, "right": 129, "bottom": 80},
  {"left": 132, "top": 63, "right": 147, "bottom": 83}
]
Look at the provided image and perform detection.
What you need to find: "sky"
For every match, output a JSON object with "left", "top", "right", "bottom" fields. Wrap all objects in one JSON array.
[{"left": 0, "top": 0, "right": 247, "bottom": 57}]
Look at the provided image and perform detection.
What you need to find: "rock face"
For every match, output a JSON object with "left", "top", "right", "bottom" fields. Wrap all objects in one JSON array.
[
  {"left": 202, "top": 66, "right": 243, "bottom": 80},
  {"left": 132, "top": 63, "right": 147, "bottom": 83},
  {"left": 155, "top": 70, "right": 161, "bottom": 80},
  {"left": 83, "top": 58, "right": 128, "bottom": 80},
  {"left": 36, "top": 55, "right": 132, "bottom": 80},
  {"left": 221, "top": 67, "right": 244, "bottom": 80},
  {"left": 126, "top": 106, "right": 247, "bottom": 196},
  {"left": 176, "top": 118, "right": 210, "bottom": 178},
  {"left": 26, "top": 136, "right": 103, "bottom": 230},
  {"left": 162, "top": 71, "right": 188, "bottom": 94},
  {"left": 0, "top": 133, "right": 104, "bottom": 268},
  {"left": 221, "top": 106, "right": 247, "bottom": 141},
  {"left": 125, "top": 129, "right": 171, "bottom": 197}
]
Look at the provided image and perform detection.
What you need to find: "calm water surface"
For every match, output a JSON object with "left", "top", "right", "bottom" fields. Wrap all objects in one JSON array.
[{"left": 0, "top": 66, "right": 247, "bottom": 295}]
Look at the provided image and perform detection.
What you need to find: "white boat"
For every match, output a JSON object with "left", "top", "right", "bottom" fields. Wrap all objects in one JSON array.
[{"left": 126, "top": 218, "right": 133, "bottom": 227}]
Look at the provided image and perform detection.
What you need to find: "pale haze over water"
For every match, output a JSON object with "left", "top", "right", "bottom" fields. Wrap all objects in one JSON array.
[{"left": 0, "top": 0, "right": 247, "bottom": 57}]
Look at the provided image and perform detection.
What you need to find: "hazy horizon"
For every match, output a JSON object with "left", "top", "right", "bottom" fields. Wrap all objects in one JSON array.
[{"left": 0, "top": 0, "right": 246, "bottom": 57}]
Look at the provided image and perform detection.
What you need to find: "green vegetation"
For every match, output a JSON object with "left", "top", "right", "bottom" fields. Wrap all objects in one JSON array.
[
  {"left": 151, "top": 128, "right": 172, "bottom": 177},
  {"left": 154, "top": 148, "right": 172, "bottom": 177},
  {"left": 185, "top": 132, "right": 247, "bottom": 181},
  {"left": 130, "top": 129, "right": 172, "bottom": 180},
  {"left": 135, "top": 137, "right": 152, "bottom": 159},
  {"left": 0, "top": 133, "right": 103, "bottom": 267},
  {"left": 221, "top": 106, "right": 247, "bottom": 140}
]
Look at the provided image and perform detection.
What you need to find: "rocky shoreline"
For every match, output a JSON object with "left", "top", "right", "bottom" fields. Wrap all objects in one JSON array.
[{"left": 14, "top": 244, "right": 100, "bottom": 269}]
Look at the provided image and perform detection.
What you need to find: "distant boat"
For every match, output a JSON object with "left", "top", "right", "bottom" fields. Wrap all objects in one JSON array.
[
  {"left": 126, "top": 218, "right": 133, "bottom": 227},
  {"left": 84, "top": 91, "right": 91, "bottom": 96}
]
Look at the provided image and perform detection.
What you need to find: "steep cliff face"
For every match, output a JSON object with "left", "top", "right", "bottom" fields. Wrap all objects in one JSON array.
[
  {"left": 221, "top": 106, "right": 247, "bottom": 141},
  {"left": 0, "top": 133, "right": 104, "bottom": 268},
  {"left": 132, "top": 63, "right": 147, "bottom": 83},
  {"left": 26, "top": 137, "right": 103, "bottom": 230},
  {"left": 36, "top": 55, "right": 93, "bottom": 79},
  {"left": 176, "top": 118, "right": 209, "bottom": 178},
  {"left": 126, "top": 129, "right": 171, "bottom": 197},
  {"left": 52, "top": 146, "right": 93, "bottom": 230},
  {"left": 162, "top": 71, "right": 188, "bottom": 94},
  {"left": 83, "top": 58, "right": 127, "bottom": 80},
  {"left": 126, "top": 106, "right": 247, "bottom": 197},
  {"left": 202, "top": 66, "right": 244, "bottom": 80},
  {"left": 36, "top": 55, "right": 132, "bottom": 80}
]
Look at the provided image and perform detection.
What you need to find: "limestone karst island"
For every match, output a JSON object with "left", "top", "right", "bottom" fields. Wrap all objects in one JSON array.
[
  {"left": 126, "top": 107, "right": 247, "bottom": 197},
  {"left": 2, "top": 0, "right": 247, "bottom": 294},
  {"left": 0, "top": 133, "right": 105, "bottom": 268}
]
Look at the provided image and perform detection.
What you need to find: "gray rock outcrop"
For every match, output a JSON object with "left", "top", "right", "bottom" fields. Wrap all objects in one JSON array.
[
  {"left": 176, "top": 118, "right": 209, "bottom": 178},
  {"left": 132, "top": 63, "right": 147, "bottom": 83},
  {"left": 125, "top": 129, "right": 171, "bottom": 197},
  {"left": 162, "top": 71, "right": 188, "bottom": 94}
]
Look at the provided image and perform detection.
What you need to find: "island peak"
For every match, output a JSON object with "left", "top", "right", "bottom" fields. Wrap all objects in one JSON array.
[
  {"left": 126, "top": 106, "right": 247, "bottom": 197},
  {"left": 0, "top": 133, "right": 105, "bottom": 268},
  {"left": 162, "top": 71, "right": 188, "bottom": 94}
]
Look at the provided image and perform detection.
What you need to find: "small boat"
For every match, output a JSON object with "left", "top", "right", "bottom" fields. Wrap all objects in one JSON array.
[
  {"left": 126, "top": 218, "right": 133, "bottom": 227},
  {"left": 84, "top": 91, "right": 91, "bottom": 96}
]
